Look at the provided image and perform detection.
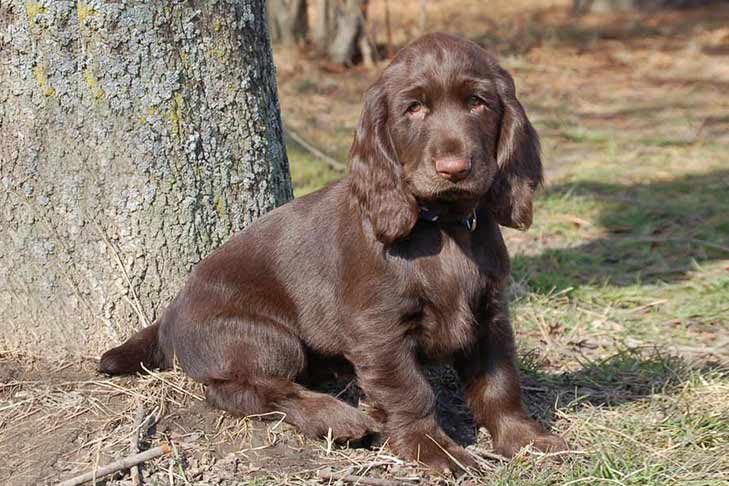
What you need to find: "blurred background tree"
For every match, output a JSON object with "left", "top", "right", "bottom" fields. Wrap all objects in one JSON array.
[
  {"left": 268, "top": 0, "right": 309, "bottom": 45},
  {"left": 269, "top": 0, "right": 379, "bottom": 65}
]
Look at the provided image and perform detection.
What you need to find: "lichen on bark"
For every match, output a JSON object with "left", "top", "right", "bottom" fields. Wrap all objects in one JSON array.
[{"left": 0, "top": 0, "right": 292, "bottom": 359}]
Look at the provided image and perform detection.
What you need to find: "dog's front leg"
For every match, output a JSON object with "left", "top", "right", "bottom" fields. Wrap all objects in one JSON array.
[
  {"left": 349, "top": 331, "right": 477, "bottom": 474},
  {"left": 454, "top": 298, "right": 568, "bottom": 457}
]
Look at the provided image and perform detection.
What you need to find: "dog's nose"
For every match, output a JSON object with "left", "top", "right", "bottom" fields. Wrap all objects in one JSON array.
[{"left": 435, "top": 157, "right": 471, "bottom": 182}]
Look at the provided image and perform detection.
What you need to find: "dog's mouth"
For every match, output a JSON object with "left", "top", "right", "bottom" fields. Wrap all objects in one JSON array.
[
  {"left": 416, "top": 175, "right": 491, "bottom": 201},
  {"left": 438, "top": 184, "right": 480, "bottom": 198},
  {"left": 409, "top": 184, "right": 481, "bottom": 208},
  {"left": 406, "top": 160, "right": 494, "bottom": 205}
]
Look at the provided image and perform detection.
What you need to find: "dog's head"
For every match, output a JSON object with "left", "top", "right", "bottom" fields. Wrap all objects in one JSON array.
[{"left": 349, "top": 32, "right": 542, "bottom": 244}]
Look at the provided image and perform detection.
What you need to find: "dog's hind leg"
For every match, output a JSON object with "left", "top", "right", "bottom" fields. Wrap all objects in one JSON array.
[
  {"left": 180, "top": 316, "right": 375, "bottom": 442},
  {"left": 206, "top": 378, "right": 376, "bottom": 442}
]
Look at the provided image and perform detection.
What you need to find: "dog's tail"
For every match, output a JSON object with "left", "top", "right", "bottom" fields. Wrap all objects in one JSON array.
[{"left": 99, "top": 321, "right": 166, "bottom": 375}]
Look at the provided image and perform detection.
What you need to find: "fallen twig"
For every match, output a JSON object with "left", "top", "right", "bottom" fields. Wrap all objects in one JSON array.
[
  {"left": 130, "top": 406, "right": 146, "bottom": 486},
  {"left": 317, "top": 470, "right": 411, "bottom": 486},
  {"left": 467, "top": 446, "right": 509, "bottom": 463},
  {"left": 283, "top": 122, "right": 347, "bottom": 171},
  {"left": 57, "top": 444, "right": 171, "bottom": 486}
]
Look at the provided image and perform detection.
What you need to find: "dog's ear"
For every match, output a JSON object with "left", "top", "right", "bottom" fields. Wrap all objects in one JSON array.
[
  {"left": 486, "top": 66, "right": 543, "bottom": 230},
  {"left": 349, "top": 82, "right": 418, "bottom": 245}
]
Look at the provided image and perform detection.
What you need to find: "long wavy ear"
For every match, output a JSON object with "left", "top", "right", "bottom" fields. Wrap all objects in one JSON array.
[
  {"left": 487, "top": 66, "right": 543, "bottom": 230},
  {"left": 349, "top": 82, "right": 418, "bottom": 244}
]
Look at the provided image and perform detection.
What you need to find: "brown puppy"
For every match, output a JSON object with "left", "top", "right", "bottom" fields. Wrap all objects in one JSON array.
[{"left": 100, "top": 32, "right": 567, "bottom": 473}]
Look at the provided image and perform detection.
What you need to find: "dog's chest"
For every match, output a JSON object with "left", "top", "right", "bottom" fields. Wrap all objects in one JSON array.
[{"left": 407, "top": 233, "right": 488, "bottom": 360}]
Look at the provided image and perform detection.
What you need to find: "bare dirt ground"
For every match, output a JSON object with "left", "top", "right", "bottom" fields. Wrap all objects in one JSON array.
[
  {"left": 0, "top": 350, "right": 626, "bottom": 485},
  {"left": 2, "top": 1, "right": 728, "bottom": 485}
]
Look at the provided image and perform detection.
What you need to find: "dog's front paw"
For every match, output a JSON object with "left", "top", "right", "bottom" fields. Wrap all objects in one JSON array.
[
  {"left": 493, "top": 417, "right": 568, "bottom": 458},
  {"left": 294, "top": 394, "right": 378, "bottom": 445},
  {"left": 390, "top": 426, "right": 478, "bottom": 474},
  {"left": 331, "top": 416, "right": 376, "bottom": 444}
]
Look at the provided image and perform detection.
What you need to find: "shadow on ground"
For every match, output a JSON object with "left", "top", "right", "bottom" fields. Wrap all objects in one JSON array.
[
  {"left": 513, "top": 169, "right": 729, "bottom": 291},
  {"left": 305, "top": 347, "right": 723, "bottom": 449}
]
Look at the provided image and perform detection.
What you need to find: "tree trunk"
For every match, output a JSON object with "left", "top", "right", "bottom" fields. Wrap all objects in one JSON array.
[
  {"left": 268, "top": 0, "right": 308, "bottom": 46},
  {"left": 0, "top": 0, "right": 293, "bottom": 360},
  {"left": 326, "top": 0, "right": 375, "bottom": 66},
  {"left": 314, "top": 0, "right": 337, "bottom": 48},
  {"left": 419, "top": 0, "right": 428, "bottom": 35}
]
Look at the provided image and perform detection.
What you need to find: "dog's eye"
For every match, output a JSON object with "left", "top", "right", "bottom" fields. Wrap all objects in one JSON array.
[
  {"left": 466, "top": 95, "right": 486, "bottom": 111},
  {"left": 406, "top": 101, "right": 427, "bottom": 118}
]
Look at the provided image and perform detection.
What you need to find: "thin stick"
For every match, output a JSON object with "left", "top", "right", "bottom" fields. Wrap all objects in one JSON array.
[
  {"left": 467, "top": 446, "right": 509, "bottom": 462},
  {"left": 316, "top": 470, "right": 409, "bottom": 486},
  {"left": 283, "top": 122, "right": 346, "bottom": 171},
  {"left": 130, "top": 406, "right": 146, "bottom": 486},
  {"left": 57, "top": 444, "right": 171, "bottom": 486}
]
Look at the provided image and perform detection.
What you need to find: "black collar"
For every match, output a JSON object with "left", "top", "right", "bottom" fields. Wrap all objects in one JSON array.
[{"left": 419, "top": 207, "right": 478, "bottom": 232}]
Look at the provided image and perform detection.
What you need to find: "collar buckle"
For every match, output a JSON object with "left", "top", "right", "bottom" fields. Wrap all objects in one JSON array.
[
  {"left": 464, "top": 210, "right": 477, "bottom": 232},
  {"left": 420, "top": 207, "right": 477, "bottom": 232}
]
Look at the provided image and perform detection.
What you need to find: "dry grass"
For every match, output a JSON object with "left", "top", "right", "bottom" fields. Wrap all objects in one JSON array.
[{"left": 2, "top": 1, "right": 728, "bottom": 484}]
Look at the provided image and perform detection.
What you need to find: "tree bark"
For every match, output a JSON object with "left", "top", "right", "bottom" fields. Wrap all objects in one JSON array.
[
  {"left": 268, "top": 0, "right": 308, "bottom": 46},
  {"left": 0, "top": 0, "right": 293, "bottom": 359}
]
